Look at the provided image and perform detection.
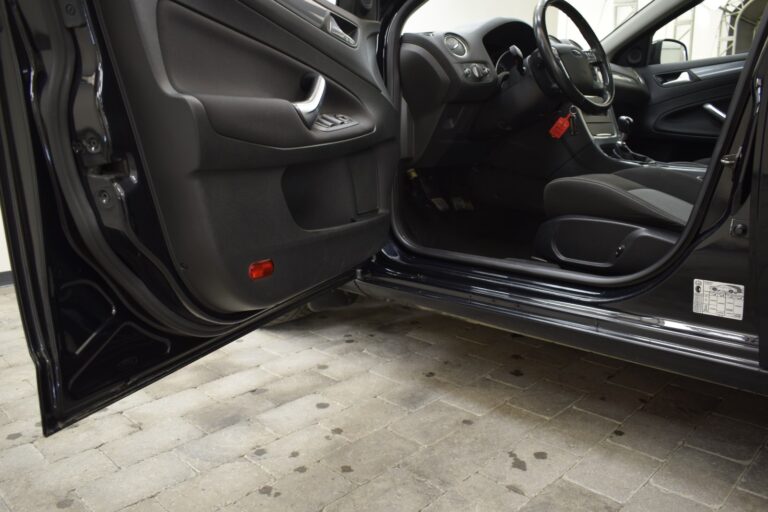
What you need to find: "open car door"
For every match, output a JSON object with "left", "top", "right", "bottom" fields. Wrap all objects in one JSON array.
[{"left": 0, "top": 0, "right": 398, "bottom": 434}]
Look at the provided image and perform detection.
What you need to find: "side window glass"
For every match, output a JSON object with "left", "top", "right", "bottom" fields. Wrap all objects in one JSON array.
[{"left": 652, "top": 0, "right": 765, "bottom": 64}]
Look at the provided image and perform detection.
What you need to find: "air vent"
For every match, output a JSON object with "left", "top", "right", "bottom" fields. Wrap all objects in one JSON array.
[{"left": 444, "top": 34, "right": 468, "bottom": 57}]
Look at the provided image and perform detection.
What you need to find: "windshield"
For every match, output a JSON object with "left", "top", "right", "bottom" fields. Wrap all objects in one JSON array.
[{"left": 404, "top": 0, "right": 657, "bottom": 42}]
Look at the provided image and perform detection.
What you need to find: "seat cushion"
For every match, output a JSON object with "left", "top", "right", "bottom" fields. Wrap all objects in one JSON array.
[{"left": 544, "top": 172, "right": 696, "bottom": 229}]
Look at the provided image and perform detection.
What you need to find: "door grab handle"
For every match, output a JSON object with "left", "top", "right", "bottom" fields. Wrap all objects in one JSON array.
[
  {"left": 703, "top": 103, "right": 727, "bottom": 122},
  {"left": 292, "top": 74, "right": 326, "bottom": 128},
  {"left": 661, "top": 71, "right": 692, "bottom": 86}
]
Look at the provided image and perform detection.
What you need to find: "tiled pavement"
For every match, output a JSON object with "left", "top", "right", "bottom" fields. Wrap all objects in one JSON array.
[{"left": 0, "top": 287, "right": 766, "bottom": 512}]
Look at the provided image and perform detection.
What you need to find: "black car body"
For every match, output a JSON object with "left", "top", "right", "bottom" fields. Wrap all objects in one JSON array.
[{"left": 0, "top": 0, "right": 766, "bottom": 434}]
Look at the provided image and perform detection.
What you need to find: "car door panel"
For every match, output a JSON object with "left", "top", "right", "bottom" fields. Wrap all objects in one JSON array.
[
  {"left": 1, "top": 0, "right": 396, "bottom": 433},
  {"left": 629, "top": 54, "right": 746, "bottom": 161},
  {"left": 97, "top": 0, "right": 398, "bottom": 313}
]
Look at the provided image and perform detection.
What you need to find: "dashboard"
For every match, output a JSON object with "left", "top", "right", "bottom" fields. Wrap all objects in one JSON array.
[
  {"left": 400, "top": 18, "right": 649, "bottom": 167},
  {"left": 400, "top": 18, "right": 536, "bottom": 107}
]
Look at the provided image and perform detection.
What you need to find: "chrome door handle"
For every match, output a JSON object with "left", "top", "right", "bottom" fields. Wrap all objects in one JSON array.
[
  {"left": 703, "top": 103, "right": 727, "bottom": 122},
  {"left": 292, "top": 74, "right": 326, "bottom": 128},
  {"left": 661, "top": 71, "right": 692, "bottom": 86}
]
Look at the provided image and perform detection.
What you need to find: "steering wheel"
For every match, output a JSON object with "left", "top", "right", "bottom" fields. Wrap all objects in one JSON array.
[{"left": 533, "top": 0, "right": 615, "bottom": 113}]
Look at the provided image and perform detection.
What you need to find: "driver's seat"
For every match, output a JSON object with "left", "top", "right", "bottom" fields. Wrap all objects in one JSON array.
[
  {"left": 534, "top": 168, "right": 703, "bottom": 274},
  {"left": 543, "top": 167, "right": 702, "bottom": 229}
]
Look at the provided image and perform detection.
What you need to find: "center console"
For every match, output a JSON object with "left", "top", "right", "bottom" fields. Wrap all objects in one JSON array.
[{"left": 579, "top": 108, "right": 708, "bottom": 175}]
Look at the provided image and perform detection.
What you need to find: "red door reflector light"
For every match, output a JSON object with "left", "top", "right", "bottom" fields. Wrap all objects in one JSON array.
[{"left": 248, "top": 259, "right": 274, "bottom": 280}]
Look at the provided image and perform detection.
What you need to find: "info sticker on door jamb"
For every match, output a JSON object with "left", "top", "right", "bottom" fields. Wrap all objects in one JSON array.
[{"left": 693, "top": 279, "right": 745, "bottom": 321}]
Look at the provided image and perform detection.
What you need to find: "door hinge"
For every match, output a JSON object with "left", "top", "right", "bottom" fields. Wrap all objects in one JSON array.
[{"left": 69, "top": 1, "right": 111, "bottom": 169}]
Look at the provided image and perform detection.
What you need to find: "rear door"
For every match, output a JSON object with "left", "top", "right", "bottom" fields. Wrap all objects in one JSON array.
[{"left": 0, "top": 0, "right": 398, "bottom": 433}]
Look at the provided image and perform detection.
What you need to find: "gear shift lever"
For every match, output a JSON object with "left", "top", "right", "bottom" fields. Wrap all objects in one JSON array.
[
  {"left": 612, "top": 115, "right": 653, "bottom": 163},
  {"left": 617, "top": 116, "right": 633, "bottom": 141}
]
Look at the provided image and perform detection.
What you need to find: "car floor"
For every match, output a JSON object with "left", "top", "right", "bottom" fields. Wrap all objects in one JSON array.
[
  {"left": 0, "top": 287, "right": 767, "bottom": 511},
  {"left": 398, "top": 197, "right": 544, "bottom": 261}
]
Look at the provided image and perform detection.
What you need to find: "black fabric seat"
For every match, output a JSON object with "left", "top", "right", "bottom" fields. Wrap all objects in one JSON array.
[{"left": 543, "top": 167, "right": 703, "bottom": 229}]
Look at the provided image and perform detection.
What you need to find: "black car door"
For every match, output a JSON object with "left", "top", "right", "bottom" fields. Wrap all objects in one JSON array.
[{"left": 0, "top": 0, "right": 398, "bottom": 433}]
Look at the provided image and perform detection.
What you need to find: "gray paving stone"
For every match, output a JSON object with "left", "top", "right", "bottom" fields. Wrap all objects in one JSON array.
[
  {"left": 314, "top": 350, "right": 383, "bottom": 380},
  {"left": 0, "top": 449, "right": 117, "bottom": 512},
  {"left": 89, "top": 390, "right": 155, "bottom": 420},
  {"left": 257, "top": 371, "right": 337, "bottom": 406},
  {"left": 652, "top": 385, "right": 721, "bottom": 415},
  {"left": 197, "top": 367, "right": 275, "bottom": 401},
  {"left": 117, "top": 499, "right": 167, "bottom": 512},
  {"left": 469, "top": 336, "right": 536, "bottom": 362},
  {"left": 318, "top": 397, "right": 407, "bottom": 441},
  {"left": 607, "top": 365, "right": 672, "bottom": 394},
  {"left": 439, "top": 376, "right": 520, "bottom": 415},
  {"left": 202, "top": 346, "right": 280, "bottom": 376},
  {"left": 176, "top": 420, "right": 277, "bottom": 471},
  {"left": 718, "top": 391, "right": 768, "bottom": 427},
  {"left": 0, "top": 445, "right": 45, "bottom": 487},
  {"left": 257, "top": 332, "right": 334, "bottom": 355},
  {"left": 379, "top": 375, "right": 456, "bottom": 410},
  {"left": 404, "top": 405, "right": 543, "bottom": 489},
  {"left": 156, "top": 459, "right": 270, "bottom": 512},
  {"left": 529, "top": 408, "right": 618, "bottom": 456},
  {"left": 575, "top": 383, "right": 648, "bottom": 422},
  {"left": 488, "top": 358, "right": 558, "bottom": 390},
  {"left": 390, "top": 401, "right": 474, "bottom": 446},
  {"left": 609, "top": 398, "right": 703, "bottom": 459},
  {"left": 686, "top": 414, "right": 767, "bottom": 462},
  {"left": 739, "top": 448, "right": 768, "bottom": 498},
  {"left": 0, "top": 290, "right": 766, "bottom": 512},
  {"left": 422, "top": 472, "right": 528, "bottom": 512},
  {"left": 259, "top": 349, "right": 333, "bottom": 378},
  {"left": 326, "top": 467, "right": 443, "bottom": 512},
  {"left": 370, "top": 354, "right": 441, "bottom": 384},
  {"left": 123, "top": 388, "right": 216, "bottom": 425},
  {"left": 0, "top": 397, "right": 37, "bottom": 424},
  {"left": 519, "top": 479, "right": 621, "bottom": 512},
  {"left": 551, "top": 359, "right": 616, "bottom": 392},
  {"left": 480, "top": 439, "right": 579, "bottom": 497},
  {"left": 509, "top": 380, "right": 584, "bottom": 418},
  {"left": 621, "top": 484, "right": 712, "bottom": 512},
  {"left": 143, "top": 364, "right": 222, "bottom": 399},
  {"left": 580, "top": 352, "right": 626, "bottom": 370},
  {"left": 321, "top": 429, "right": 420, "bottom": 484},
  {"left": 721, "top": 489, "right": 768, "bottom": 512},
  {"left": 256, "top": 393, "right": 344, "bottom": 435},
  {"left": 321, "top": 372, "right": 397, "bottom": 406},
  {"left": 223, "top": 462, "right": 354, "bottom": 512},
  {"left": 652, "top": 446, "right": 745, "bottom": 507},
  {"left": 524, "top": 343, "right": 585, "bottom": 369},
  {"left": 565, "top": 441, "right": 661, "bottom": 502},
  {"left": 77, "top": 452, "right": 197, "bottom": 512},
  {"left": 247, "top": 424, "right": 348, "bottom": 477},
  {"left": 34, "top": 413, "right": 138, "bottom": 462},
  {"left": 182, "top": 395, "right": 275, "bottom": 433},
  {"left": 101, "top": 417, "right": 204, "bottom": 467},
  {"left": 0, "top": 420, "right": 40, "bottom": 450}
]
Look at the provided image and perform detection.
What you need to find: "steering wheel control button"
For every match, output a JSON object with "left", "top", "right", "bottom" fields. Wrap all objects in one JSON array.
[{"left": 444, "top": 34, "right": 468, "bottom": 57}]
